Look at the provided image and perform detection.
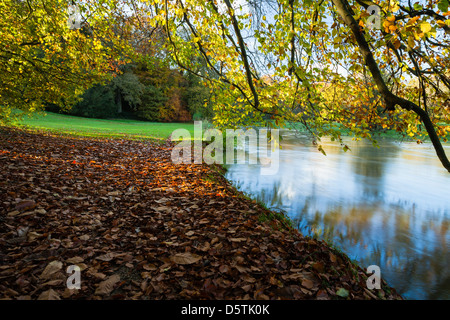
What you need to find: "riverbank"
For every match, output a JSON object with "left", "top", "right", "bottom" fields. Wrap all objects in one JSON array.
[{"left": 0, "top": 127, "right": 402, "bottom": 300}]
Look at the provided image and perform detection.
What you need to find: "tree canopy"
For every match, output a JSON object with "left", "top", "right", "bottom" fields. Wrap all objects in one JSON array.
[
  {"left": 1, "top": 0, "right": 449, "bottom": 171},
  {"left": 144, "top": 0, "right": 450, "bottom": 170},
  {"left": 0, "top": 0, "right": 132, "bottom": 120}
]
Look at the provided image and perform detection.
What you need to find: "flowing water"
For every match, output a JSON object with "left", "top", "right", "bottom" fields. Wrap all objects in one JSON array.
[{"left": 224, "top": 130, "right": 450, "bottom": 300}]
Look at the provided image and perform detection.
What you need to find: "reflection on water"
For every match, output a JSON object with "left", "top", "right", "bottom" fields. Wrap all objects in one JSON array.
[{"left": 224, "top": 131, "right": 450, "bottom": 300}]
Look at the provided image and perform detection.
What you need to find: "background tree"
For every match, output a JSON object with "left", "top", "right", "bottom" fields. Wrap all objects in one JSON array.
[
  {"left": 68, "top": 84, "right": 117, "bottom": 119},
  {"left": 110, "top": 66, "right": 145, "bottom": 114},
  {"left": 136, "top": 84, "right": 168, "bottom": 121}
]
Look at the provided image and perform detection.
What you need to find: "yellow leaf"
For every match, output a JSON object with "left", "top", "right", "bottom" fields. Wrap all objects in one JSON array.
[
  {"left": 436, "top": 20, "right": 446, "bottom": 27},
  {"left": 420, "top": 22, "right": 432, "bottom": 33},
  {"left": 408, "top": 36, "right": 415, "bottom": 48},
  {"left": 413, "top": 31, "right": 421, "bottom": 40},
  {"left": 407, "top": 16, "right": 420, "bottom": 25}
]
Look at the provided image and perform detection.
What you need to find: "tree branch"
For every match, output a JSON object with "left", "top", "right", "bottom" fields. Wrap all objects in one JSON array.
[{"left": 331, "top": 0, "right": 450, "bottom": 172}]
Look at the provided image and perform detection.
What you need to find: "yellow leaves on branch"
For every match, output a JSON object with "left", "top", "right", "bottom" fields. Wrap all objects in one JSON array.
[
  {"left": 420, "top": 22, "right": 432, "bottom": 33},
  {"left": 383, "top": 16, "right": 397, "bottom": 34},
  {"left": 393, "top": 38, "right": 401, "bottom": 49},
  {"left": 386, "top": 16, "right": 396, "bottom": 23}
]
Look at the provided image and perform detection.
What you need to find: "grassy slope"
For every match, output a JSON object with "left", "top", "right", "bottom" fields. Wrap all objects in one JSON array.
[{"left": 17, "top": 112, "right": 195, "bottom": 141}]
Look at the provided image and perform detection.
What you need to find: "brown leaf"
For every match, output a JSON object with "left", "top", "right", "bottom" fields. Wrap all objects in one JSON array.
[
  {"left": 301, "top": 279, "right": 314, "bottom": 289},
  {"left": 312, "top": 262, "right": 325, "bottom": 273},
  {"left": 15, "top": 200, "right": 36, "bottom": 212},
  {"left": 79, "top": 235, "right": 90, "bottom": 241},
  {"left": 62, "top": 288, "right": 78, "bottom": 299},
  {"left": 42, "top": 279, "right": 64, "bottom": 287},
  {"left": 95, "top": 274, "right": 121, "bottom": 296},
  {"left": 96, "top": 252, "right": 117, "bottom": 262},
  {"left": 199, "top": 242, "right": 211, "bottom": 252},
  {"left": 7, "top": 210, "right": 20, "bottom": 217},
  {"left": 229, "top": 238, "right": 247, "bottom": 242},
  {"left": 285, "top": 273, "right": 305, "bottom": 280},
  {"left": 219, "top": 265, "right": 230, "bottom": 273},
  {"left": 242, "top": 275, "right": 257, "bottom": 283},
  {"left": 316, "top": 289, "right": 329, "bottom": 300},
  {"left": 38, "top": 289, "right": 61, "bottom": 300},
  {"left": 143, "top": 263, "right": 157, "bottom": 271},
  {"left": 235, "top": 265, "right": 249, "bottom": 273},
  {"left": 27, "top": 231, "right": 42, "bottom": 242},
  {"left": 241, "top": 284, "right": 252, "bottom": 292},
  {"left": 170, "top": 252, "right": 202, "bottom": 265},
  {"left": 67, "top": 256, "right": 84, "bottom": 264},
  {"left": 39, "top": 261, "right": 63, "bottom": 281},
  {"left": 330, "top": 253, "right": 337, "bottom": 263}
]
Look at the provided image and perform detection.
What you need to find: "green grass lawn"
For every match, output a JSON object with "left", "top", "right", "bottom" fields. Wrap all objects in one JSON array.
[
  {"left": 12, "top": 111, "right": 449, "bottom": 143},
  {"left": 16, "top": 112, "right": 195, "bottom": 141}
]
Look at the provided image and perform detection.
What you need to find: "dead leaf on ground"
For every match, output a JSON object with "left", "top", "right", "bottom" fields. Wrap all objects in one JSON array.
[
  {"left": 39, "top": 261, "right": 63, "bottom": 281},
  {"left": 170, "top": 252, "right": 202, "bottom": 265},
  {"left": 96, "top": 253, "right": 118, "bottom": 262},
  {"left": 38, "top": 289, "right": 61, "bottom": 300},
  {"left": 301, "top": 279, "right": 314, "bottom": 289},
  {"left": 15, "top": 200, "right": 36, "bottom": 212},
  {"left": 95, "top": 274, "right": 121, "bottom": 296}
]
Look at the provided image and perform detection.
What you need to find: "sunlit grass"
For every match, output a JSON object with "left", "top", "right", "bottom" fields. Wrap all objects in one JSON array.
[{"left": 14, "top": 112, "right": 196, "bottom": 141}]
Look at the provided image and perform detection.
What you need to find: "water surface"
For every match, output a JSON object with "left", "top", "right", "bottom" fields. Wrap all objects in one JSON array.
[{"left": 224, "top": 131, "right": 450, "bottom": 299}]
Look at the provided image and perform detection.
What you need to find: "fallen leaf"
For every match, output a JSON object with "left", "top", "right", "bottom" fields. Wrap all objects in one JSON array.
[
  {"left": 143, "top": 263, "right": 157, "bottom": 271},
  {"left": 301, "top": 279, "right": 314, "bottom": 289},
  {"left": 219, "top": 265, "right": 230, "bottom": 273},
  {"left": 329, "top": 253, "right": 337, "bottom": 263},
  {"left": 316, "top": 289, "right": 329, "bottom": 300},
  {"left": 67, "top": 257, "right": 84, "bottom": 264},
  {"left": 243, "top": 275, "right": 257, "bottom": 283},
  {"left": 42, "top": 279, "right": 64, "bottom": 287},
  {"left": 95, "top": 274, "right": 121, "bottom": 296},
  {"left": 96, "top": 253, "right": 117, "bottom": 262},
  {"left": 38, "top": 289, "right": 61, "bottom": 300},
  {"left": 229, "top": 238, "right": 247, "bottom": 242},
  {"left": 15, "top": 200, "right": 36, "bottom": 212},
  {"left": 312, "top": 262, "right": 325, "bottom": 273},
  {"left": 170, "top": 252, "right": 202, "bottom": 265},
  {"left": 27, "top": 231, "right": 42, "bottom": 242},
  {"left": 39, "top": 261, "right": 63, "bottom": 281},
  {"left": 7, "top": 210, "right": 20, "bottom": 217},
  {"left": 336, "top": 287, "right": 349, "bottom": 298}
]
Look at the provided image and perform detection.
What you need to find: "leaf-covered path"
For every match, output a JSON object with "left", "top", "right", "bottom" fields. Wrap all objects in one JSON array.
[{"left": 0, "top": 128, "right": 402, "bottom": 300}]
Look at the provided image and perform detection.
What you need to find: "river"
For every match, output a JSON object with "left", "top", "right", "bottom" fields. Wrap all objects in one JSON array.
[{"left": 224, "top": 130, "right": 450, "bottom": 300}]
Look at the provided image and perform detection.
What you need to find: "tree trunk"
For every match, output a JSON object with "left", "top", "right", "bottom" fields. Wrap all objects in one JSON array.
[{"left": 116, "top": 91, "right": 122, "bottom": 114}]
